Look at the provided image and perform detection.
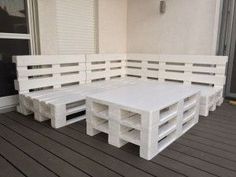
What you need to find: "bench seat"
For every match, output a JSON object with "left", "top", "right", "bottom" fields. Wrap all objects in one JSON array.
[{"left": 20, "top": 78, "right": 139, "bottom": 128}]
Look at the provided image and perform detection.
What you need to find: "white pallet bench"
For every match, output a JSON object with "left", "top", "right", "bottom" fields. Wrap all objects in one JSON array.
[
  {"left": 13, "top": 55, "right": 88, "bottom": 128},
  {"left": 13, "top": 54, "right": 140, "bottom": 128},
  {"left": 126, "top": 54, "right": 228, "bottom": 116},
  {"left": 13, "top": 55, "right": 86, "bottom": 113},
  {"left": 21, "top": 86, "right": 77, "bottom": 112},
  {"left": 36, "top": 81, "right": 138, "bottom": 128},
  {"left": 32, "top": 86, "right": 93, "bottom": 123},
  {"left": 86, "top": 82, "right": 200, "bottom": 160},
  {"left": 14, "top": 54, "right": 227, "bottom": 129}
]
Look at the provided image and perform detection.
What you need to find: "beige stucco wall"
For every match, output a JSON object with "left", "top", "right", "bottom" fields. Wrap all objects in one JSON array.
[
  {"left": 37, "top": 0, "right": 221, "bottom": 55},
  {"left": 98, "top": 0, "right": 127, "bottom": 53},
  {"left": 37, "top": 0, "right": 127, "bottom": 54},
  {"left": 127, "top": 0, "right": 221, "bottom": 55}
]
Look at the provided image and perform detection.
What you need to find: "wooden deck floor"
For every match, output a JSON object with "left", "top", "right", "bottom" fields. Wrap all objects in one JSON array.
[{"left": 0, "top": 103, "right": 236, "bottom": 177}]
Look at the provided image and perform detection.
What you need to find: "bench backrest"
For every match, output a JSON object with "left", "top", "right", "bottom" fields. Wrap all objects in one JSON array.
[
  {"left": 13, "top": 55, "right": 86, "bottom": 94},
  {"left": 126, "top": 54, "right": 228, "bottom": 88},
  {"left": 86, "top": 54, "right": 126, "bottom": 83},
  {"left": 14, "top": 53, "right": 228, "bottom": 94}
]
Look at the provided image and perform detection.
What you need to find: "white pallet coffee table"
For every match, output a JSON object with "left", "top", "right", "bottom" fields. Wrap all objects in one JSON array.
[{"left": 86, "top": 82, "right": 200, "bottom": 160}]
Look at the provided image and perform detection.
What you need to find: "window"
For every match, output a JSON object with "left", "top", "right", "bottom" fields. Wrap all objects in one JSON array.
[
  {"left": 0, "top": 0, "right": 38, "bottom": 110},
  {"left": 0, "top": 0, "right": 29, "bottom": 34},
  {"left": 0, "top": 39, "right": 29, "bottom": 97}
]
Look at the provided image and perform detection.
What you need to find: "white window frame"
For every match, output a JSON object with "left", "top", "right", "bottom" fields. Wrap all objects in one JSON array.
[{"left": 0, "top": 0, "right": 39, "bottom": 113}]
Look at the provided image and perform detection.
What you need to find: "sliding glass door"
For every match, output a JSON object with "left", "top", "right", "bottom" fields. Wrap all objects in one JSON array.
[
  {"left": 225, "top": 1, "right": 236, "bottom": 98},
  {"left": 0, "top": 0, "right": 37, "bottom": 111},
  {"left": 219, "top": 0, "right": 236, "bottom": 99}
]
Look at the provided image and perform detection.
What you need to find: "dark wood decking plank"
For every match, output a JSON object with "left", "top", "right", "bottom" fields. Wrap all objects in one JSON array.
[
  {"left": 154, "top": 155, "right": 216, "bottom": 177},
  {"left": 0, "top": 155, "right": 26, "bottom": 177},
  {"left": 211, "top": 112, "right": 235, "bottom": 120},
  {"left": 182, "top": 134, "right": 236, "bottom": 154},
  {"left": 212, "top": 115, "right": 236, "bottom": 123},
  {"left": 177, "top": 137, "right": 236, "bottom": 162},
  {"left": 212, "top": 113, "right": 235, "bottom": 120},
  {"left": 211, "top": 114, "right": 236, "bottom": 122},
  {"left": 193, "top": 121, "right": 236, "bottom": 136},
  {"left": 0, "top": 136, "right": 57, "bottom": 177},
  {"left": 199, "top": 118, "right": 236, "bottom": 131},
  {"left": 189, "top": 129, "right": 236, "bottom": 147},
  {"left": 169, "top": 142, "right": 236, "bottom": 171},
  {"left": 121, "top": 142, "right": 216, "bottom": 177},
  {"left": 6, "top": 112, "right": 154, "bottom": 177},
  {"left": 0, "top": 115, "right": 111, "bottom": 177},
  {"left": 192, "top": 124, "right": 236, "bottom": 141},
  {"left": 161, "top": 149, "right": 236, "bottom": 177},
  {"left": 69, "top": 121, "right": 86, "bottom": 132},
  {"left": 0, "top": 120, "right": 89, "bottom": 177},
  {"left": 10, "top": 112, "right": 184, "bottom": 177},
  {"left": 195, "top": 119, "right": 236, "bottom": 136},
  {"left": 77, "top": 120, "right": 86, "bottom": 126},
  {"left": 212, "top": 103, "right": 236, "bottom": 119},
  {"left": 202, "top": 115, "right": 236, "bottom": 126},
  {"left": 214, "top": 103, "right": 236, "bottom": 113},
  {"left": 201, "top": 115, "right": 236, "bottom": 127}
]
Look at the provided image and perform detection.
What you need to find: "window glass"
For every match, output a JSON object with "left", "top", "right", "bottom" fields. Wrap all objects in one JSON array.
[
  {"left": 0, "top": 39, "right": 29, "bottom": 97},
  {"left": 0, "top": 0, "right": 28, "bottom": 33}
]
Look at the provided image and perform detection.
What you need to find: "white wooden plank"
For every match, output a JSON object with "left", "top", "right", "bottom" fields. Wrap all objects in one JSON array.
[
  {"left": 86, "top": 54, "right": 127, "bottom": 62},
  {"left": 16, "top": 72, "right": 86, "bottom": 91},
  {"left": 127, "top": 54, "right": 227, "bottom": 65},
  {"left": 13, "top": 55, "right": 86, "bottom": 66},
  {"left": 17, "top": 64, "right": 86, "bottom": 77}
]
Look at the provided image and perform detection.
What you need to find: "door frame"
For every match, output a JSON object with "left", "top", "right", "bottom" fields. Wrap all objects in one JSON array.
[
  {"left": 226, "top": 2, "right": 236, "bottom": 99},
  {"left": 0, "top": 0, "right": 40, "bottom": 113},
  {"left": 219, "top": 0, "right": 236, "bottom": 99}
]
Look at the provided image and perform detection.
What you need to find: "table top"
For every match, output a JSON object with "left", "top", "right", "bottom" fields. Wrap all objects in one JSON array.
[{"left": 87, "top": 81, "right": 200, "bottom": 112}]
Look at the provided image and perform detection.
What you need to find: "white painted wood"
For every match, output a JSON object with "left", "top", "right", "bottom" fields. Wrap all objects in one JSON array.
[
  {"left": 86, "top": 82, "right": 200, "bottom": 160},
  {"left": 40, "top": 78, "right": 140, "bottom": 128},
  {"left": 13, "top": 55, "right": 86, "bottom": 94},
  {"left": 127, "top": 54, "right": 228, "bottom": 87},
  {"left": 127, "top": 54, "right": 227, "bottom": 64},
  {"left": 17, "top": 65, "right": 86, "bottom": 77},
  {"left": 13, "top": 55, "right": 86, "bottom": 66},
  {"left": 15, "top": 72, "right": 86, "bottom": 90},
  {"left": 86, "top": 54, "right": 126, "bottom": 82}
]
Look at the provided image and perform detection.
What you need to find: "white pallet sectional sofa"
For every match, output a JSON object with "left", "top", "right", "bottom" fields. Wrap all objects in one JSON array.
[{"left": 13, "top": 54, "right": 228, "bottom": 128}]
